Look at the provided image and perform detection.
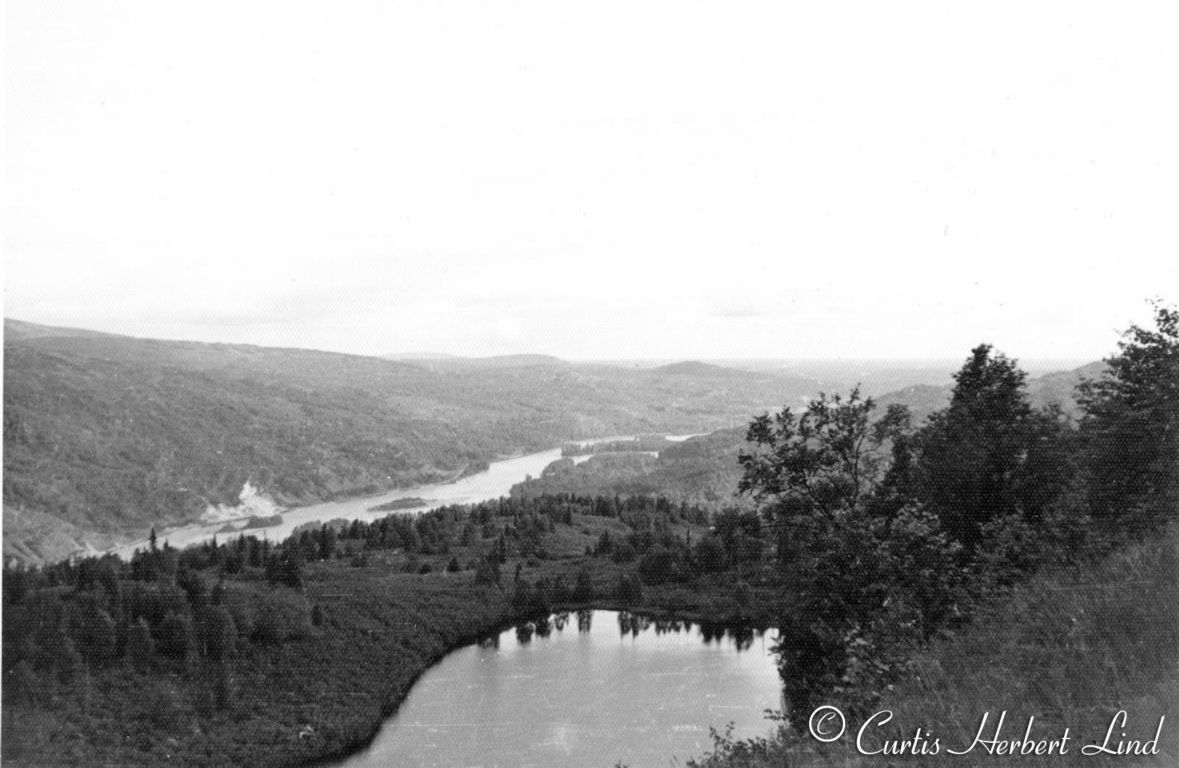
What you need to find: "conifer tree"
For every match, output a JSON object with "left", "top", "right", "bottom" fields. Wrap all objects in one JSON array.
[{"left": 1079, "top": 301, "right": 1179, "bottom": 531}]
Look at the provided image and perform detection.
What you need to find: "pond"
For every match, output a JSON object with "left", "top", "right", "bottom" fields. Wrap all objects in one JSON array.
[{"left": 335, "top": 610, "right": 783, "bottom": 768}]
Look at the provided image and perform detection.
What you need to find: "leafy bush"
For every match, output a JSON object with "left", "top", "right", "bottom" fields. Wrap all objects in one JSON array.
[
  {"left": 610, "top": 542, "right": 637, "bottom": 563},
  {"left": 157, "top": 612, "right": 196, "bottom": 662},
  {"left": 572, "top": 567, "right": 595, "bottom": 601},
  {"left": 638, "top": 546, "right": 684, "bottom": 585},
  {"left": 616, "top": 572, "right": 643, "bottom": 603},
  {"left": 249, "top": 595, "right": 310, "bottom": 647},
  {"left": 126, "top": 617, "right": 154, "bottom": 672},
  {"left": 206, "top": 605, "right": 237, "bottom": 661}
]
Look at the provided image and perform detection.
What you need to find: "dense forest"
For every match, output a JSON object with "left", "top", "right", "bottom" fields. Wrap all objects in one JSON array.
[
  {"left": 560, "top": 435, "right": 675, "bottom": 456},
  {"left": 2, "top": 304, "right": 1176, "bottom": 767},
  {"left": 514, "top": 428, "right": 752, "bottom": 508}
]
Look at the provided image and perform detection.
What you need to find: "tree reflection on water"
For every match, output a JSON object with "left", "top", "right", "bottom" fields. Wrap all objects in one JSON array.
[{"left": 613, "top": 610, "right": 767, "bottom": 651}]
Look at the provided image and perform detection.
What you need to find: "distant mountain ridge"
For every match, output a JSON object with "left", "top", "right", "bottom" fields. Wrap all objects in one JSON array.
[
  {"left": 382, "top": 351, "right": 466, "bottom": 361},
  {"left": 3, "top": 318, "right": 122, "bottom": 342},
  {"left": 384, "top": 352, "right": 572, "bottom": 369}
]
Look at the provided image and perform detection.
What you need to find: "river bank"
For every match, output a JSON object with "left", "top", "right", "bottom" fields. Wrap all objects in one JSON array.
[
  {"left": 104, "top": 446, "right": 570, "bottom": 560},
  {"left": 105, "top": 433, "right": 708, "bottom": 562}
]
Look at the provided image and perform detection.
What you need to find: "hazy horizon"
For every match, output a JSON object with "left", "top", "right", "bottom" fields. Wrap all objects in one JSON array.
[{"left": 4, "top": 315, "right": 1093, "bottom": 375}]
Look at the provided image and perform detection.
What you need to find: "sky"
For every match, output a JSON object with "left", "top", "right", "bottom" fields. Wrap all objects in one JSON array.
[{"left": 4, "top": 2, "right": 1177, "bottom": 361}]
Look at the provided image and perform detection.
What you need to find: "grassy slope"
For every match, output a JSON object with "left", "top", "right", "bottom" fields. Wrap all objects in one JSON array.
[{"left": 690, "top": 525, "right": 1179, "bottom": 768}]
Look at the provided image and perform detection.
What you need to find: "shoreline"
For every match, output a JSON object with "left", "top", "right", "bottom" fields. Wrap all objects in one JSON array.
[
  {"left": 99, "top": 450, "right": 551, "bottom": 560},
  {"left": 295, "top": 598, "right": 778, "bottom": 768},
  {"left": 98, "top": 432, "right": 700, "bottom": 561}
]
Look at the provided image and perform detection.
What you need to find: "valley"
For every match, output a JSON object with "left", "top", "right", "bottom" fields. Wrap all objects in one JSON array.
[{"left": 2, "top": 319, "right": 823, "bottom": 565}]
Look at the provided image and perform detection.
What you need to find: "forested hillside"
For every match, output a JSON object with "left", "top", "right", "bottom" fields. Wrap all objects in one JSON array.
[
  {"left": 511, "top": 428, "right": 751, "bottom": 508},
  {"left": 3, "top": 320, "right": 820, "bottom": 563},
  {"left": 508, "top": 361, "right": 1102, "bottom": 509}
]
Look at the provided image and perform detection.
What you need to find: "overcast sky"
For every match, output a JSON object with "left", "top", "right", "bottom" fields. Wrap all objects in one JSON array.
[{"left": 4, "top": 2, "right": 1176, "bottom": 361}]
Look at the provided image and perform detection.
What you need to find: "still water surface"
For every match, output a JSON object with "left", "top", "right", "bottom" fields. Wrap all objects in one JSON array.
[{"left": 335, "top": 610, "right": 782, "bottom": 768}]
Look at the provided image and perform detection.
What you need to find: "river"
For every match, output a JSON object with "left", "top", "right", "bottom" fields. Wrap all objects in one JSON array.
[
  {"left": 334, "top": 610, "right": 783, "bottom": 768},
  {"left": 108, "top": 434, "right": 702, "bottom": 558}
]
